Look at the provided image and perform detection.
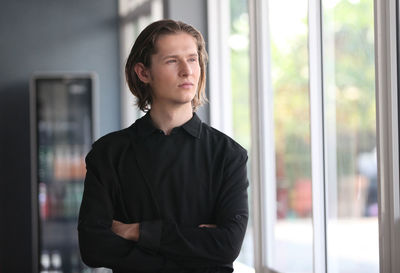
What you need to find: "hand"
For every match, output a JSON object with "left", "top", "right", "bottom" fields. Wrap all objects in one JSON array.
[
  {"left": 198, "top": 224, "right": 217, "bottom": 228},
  {"left": 111, "top": 220, "right": 140, "bottom": 241}
]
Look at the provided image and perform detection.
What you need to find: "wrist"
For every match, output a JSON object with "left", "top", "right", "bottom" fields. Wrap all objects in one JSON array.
[{"left": 128, "top": 223, "right": 140, "bottom": 241}]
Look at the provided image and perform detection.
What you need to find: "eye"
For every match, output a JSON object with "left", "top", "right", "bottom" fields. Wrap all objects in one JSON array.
[
  {"left": 166, "top": 59, "right": 177, "bottom": 64},
  {"left": 188, "top": 57, "right": 198, "bottom": 62}
]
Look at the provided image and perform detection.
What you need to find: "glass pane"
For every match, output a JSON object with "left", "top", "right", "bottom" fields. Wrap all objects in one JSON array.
[
  {"left": 268, "top": 0, "right": 313, "bottom": 272},
  {"left": 322, "top": 0, "right": 379, "bottom": 272},
  {"left": 230, "top": 0, "right": 254, "bottom": 271}
]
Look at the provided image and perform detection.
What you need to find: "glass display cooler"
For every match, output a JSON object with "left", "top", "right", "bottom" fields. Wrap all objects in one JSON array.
[{"left": 30, "top": 74, "right": 107, "bottom": 273}]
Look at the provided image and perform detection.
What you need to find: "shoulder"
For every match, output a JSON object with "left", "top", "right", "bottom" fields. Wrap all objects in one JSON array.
[
  {"left": 92, "top": 127, "right": 131, "bottom": 149},
  {"left": 87, "top": 125, "right": 135, "bottom": 162},
  {"left": 201, "top": 122, "right": 247, "bottom": 160}
]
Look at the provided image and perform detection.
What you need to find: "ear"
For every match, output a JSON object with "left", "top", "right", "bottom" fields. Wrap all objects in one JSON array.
[{"left": 134, "top": 63, "right": 151, "bottom": 84}]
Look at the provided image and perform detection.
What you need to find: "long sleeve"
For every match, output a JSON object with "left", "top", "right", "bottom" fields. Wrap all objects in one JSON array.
[
  {"left": 78, "top": 114, "right": 250, "bottom": 271},
  {"left": 137, "top": 150, "right": 249, "bottom": 268},
  {"left": 78, "top": 146, "right": 166, "bottom": 272}
]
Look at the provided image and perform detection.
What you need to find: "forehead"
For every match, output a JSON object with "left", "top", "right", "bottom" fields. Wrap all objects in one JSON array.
[{"left": 154, "top": 32, "right": 198, "bottom": 56}]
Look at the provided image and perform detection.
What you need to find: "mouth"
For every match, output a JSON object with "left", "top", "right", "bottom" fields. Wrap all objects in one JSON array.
[{"left": 178, "top": 82, "right": 194, "bottom": 88}]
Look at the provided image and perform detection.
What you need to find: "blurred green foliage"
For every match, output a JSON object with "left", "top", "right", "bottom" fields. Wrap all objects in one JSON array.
[{"left": 229, "top": 0, "right": 376, "bottom": 190}]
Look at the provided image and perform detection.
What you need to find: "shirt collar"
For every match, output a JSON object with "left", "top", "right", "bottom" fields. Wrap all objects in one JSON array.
[
  {"left": 182, "top": 112, "right": 202, "bottom": 138},
  {"left": 136, "top": 111, "right": 202, "bottom": 139},
  {"left": 136, "top": 112, "right": 158, "bottom": 138}
]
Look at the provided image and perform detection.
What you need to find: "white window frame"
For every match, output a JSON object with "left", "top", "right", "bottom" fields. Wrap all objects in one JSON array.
[
  {"left": 374, "top": 0, "right": 400, "bottom": 272},
  {"left": 248, "top": 0, "right": 276, "bottom": 271},
  {"left": 207, "top": 0, "right": 233, "bottom": 137},
  {"left": 118, "top": 0, "right": 163, "bottom": 128},
  {"left": 308, "top": 0, "right": 327, "bottom": 272}
]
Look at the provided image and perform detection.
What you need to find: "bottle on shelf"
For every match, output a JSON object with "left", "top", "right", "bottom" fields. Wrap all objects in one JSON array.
[
  {"left": 39, "top": 183, "right": 49, "bottom": 220},
  {"left": 40, "top": 251, "right": 50, "bottom": 273},
  {"left": 50, "top": 250, "right": 63, "bottom": 273}
]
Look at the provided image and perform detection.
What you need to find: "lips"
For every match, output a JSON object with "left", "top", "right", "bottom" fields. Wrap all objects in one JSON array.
[{"left": 178, "top": 82, "right": 194, "bottom": 88}]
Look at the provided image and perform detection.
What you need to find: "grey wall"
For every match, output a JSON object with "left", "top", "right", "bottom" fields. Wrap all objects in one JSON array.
[
  {"left": 164, "top": 0, "right": 210, "bottom": 124},
  {"left": 0, "top": 0, "right": 120, "bottom": 272}
]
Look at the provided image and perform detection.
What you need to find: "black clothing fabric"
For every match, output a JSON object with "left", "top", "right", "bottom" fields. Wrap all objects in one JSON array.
[{"left": 78, "top": 112, "right": 249, "bottom": 273}]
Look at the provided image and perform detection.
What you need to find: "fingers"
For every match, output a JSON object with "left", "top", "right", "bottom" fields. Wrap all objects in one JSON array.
[{"left": 111, "top": 220, "right": 140, "bottom": 241}]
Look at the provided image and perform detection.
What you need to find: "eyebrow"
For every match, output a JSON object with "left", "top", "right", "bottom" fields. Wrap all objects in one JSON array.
[{"left": 162, "top": 53, "right": 198, "bottom": 60}]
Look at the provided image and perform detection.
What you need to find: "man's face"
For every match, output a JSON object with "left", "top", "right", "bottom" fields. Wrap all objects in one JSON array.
[{"left": 146, "top": 33, "right": 201, "bottom": 109}]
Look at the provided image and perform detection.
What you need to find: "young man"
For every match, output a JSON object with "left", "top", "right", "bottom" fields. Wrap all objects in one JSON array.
[{"left": 78, "top": 19, "right": 249, "bottom": 273}]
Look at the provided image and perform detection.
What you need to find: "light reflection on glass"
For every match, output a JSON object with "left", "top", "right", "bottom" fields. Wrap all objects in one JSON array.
[
  {"left": 268, "top": 0, "right": 313, "bottom": 272},
  {"left": 322, "top": 0, "right": 379, "bottom": 272},
  {"left": 230, "top": 0, "right": 254, "bottom": 270}
]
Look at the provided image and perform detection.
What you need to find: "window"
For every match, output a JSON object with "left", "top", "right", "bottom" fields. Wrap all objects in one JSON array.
[
  {"left": 268, "top": 0, "right": 313, "bottom": 271},
  {"left": 322, "top": 1, "right": 379, "bottom": 272},
  {"left": 229, "top": 0, "right": 253, "bottom": 269},
  {"left": 250, "top": 0, "right": 379, "bottom": 272},
  {"left": 207, "top": 0, "right": 400, "bottom": 272}
]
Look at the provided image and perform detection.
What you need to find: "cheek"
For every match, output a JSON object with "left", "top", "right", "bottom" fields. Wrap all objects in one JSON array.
[
  {"left": 193, "top": 64, "right": 201, "bottom": 78},
  {"left": 151, "top": 67, "right": 174, "bottom": 84}
]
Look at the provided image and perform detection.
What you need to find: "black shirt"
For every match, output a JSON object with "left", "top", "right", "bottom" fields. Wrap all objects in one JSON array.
[{"left": 78, "top": 112, "right": 249, "bottom": 273}]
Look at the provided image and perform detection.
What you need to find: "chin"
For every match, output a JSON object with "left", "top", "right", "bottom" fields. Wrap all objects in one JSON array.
[
  {"left": 176, "top": 99, "right": 194, "bottom": 106},
  {"left": 171, "top": 96, "right": 195, "bottom": 106},
  {"left": 178, "top": 92, "right": 196, "bottom": 102}
]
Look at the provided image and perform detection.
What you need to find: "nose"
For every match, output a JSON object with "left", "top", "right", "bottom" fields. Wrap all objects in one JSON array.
[{"left": 179, "top": 61, "right": 193, "bottom": 77}]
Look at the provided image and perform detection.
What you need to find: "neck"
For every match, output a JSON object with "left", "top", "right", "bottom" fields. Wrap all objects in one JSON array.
[{"left": 149, "top": 103, "right": 193, "bottom": 135}]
